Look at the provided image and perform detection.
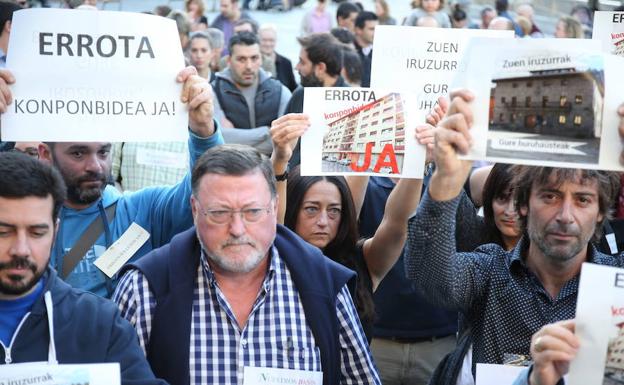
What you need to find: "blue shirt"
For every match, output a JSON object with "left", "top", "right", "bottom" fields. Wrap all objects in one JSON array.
[{"left": 0, "top": 279, "right": 44, "bottom": 347}]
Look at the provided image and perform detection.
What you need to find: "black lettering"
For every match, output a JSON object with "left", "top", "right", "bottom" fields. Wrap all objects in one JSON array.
[
  {"left": 14, "top": 99, "right": 24, "bottom": 113},
  {"left": 96, "top": 35, "right": 116, "bottom": 58},
  {"left": 615, "top": 273, "right": 624, "bottom": 288},
  {"left": 77, "top": 34, "right": 94, "bottom": 57},
  {"left": 118, "top": 35, "right": 134, "bottom": 57},
  {"left": 332, "top": 89, "right": 341, "bottom": 101},
  {"left": 136, "top": 36, "right": 155, "bottom": 58},
  {"left": 57, "top": 33, "right": 74, "bottom": 56},
  {"left": 613, "top": 13, "right": 624, "bottom": 23},
  {"left": 426, "top": 41, "right": 434, "bottom": 52},
  {"left": 41, "top": 99, "right": 53, "bottom": 114},
  {"left": 39, "top": 32, "right": 53, "bottom": 55},
  {"left": 325, "top": 89, "right": 332, "bottom": 100}
]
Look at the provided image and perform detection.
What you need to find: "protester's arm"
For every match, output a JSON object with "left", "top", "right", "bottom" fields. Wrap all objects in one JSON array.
[
  {"left": 270, "top": 114, "right": 310, "bottom": 224},
  {"left": 404, "top": 90, "right": 491, "bottom": 312},
  {"left": 277, "top": 85, "right": 292, "bottom": 117},
  {"left": 335, "top": 285, "right": 381, "bottom": 385},
  {"left": 112, "top": 269, "right": 155, "bottom": 355},
  {"left": 345, "top": 176, "right": 369, "bottom": 219}
]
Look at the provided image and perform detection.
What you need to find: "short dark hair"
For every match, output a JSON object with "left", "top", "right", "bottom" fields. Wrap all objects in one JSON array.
[
  {"left": 0, "top": 0, "right": 21, "bottom": 31},
  {"left": 233, "top": 18, "right": 259, "bottom": 34},
  {"left": 341, "top": 48, "right": 362, "bottom": 85},
  {"left": 0, "top": 151, "right": 66, "bottom": 220},
  {"left": 297, "top": 33, "right": 343, "bottom": 77},
  {"left": 336, "top": 2, "right": 359, "bottom": 22},
  {"left": 482, "top": 163, "right": 515, "bottom": 246},
  {"left": 190, "top": 31, "right": 213, "bottom": 49},
  {"left": 512, "top": 166, "right": 620, "bottom": 241},
  {"left": 191, "top": 144, "right": 276, "bottom": 198},
  {"left": 228, "top": 31, "right": 259, "bottom": 55},
  {"left": 154, "top": 5, "right": 172, "bottom": 17},
  {"left": 481, "top": 6, "right": 495, "bottom": 17},
  {"left": 355, "top": 11, "right": 378, "bottom": 29},
  {"left": 495, "top": 0, "right": 508, "bottom": 13},
  {"left": 330, "top": 27, "right": 355, "bottom": 45}
]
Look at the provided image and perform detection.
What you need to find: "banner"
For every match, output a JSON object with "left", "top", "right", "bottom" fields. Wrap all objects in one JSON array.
[
  {"left": 0, "top": 362, "right": 120, "bottom": 385},
  {"left": 593, "top": 11, "right": 624, "bottom": 57},
  {"left": 1, "top": 9, "right": 187, "bottom": 142},
  {"left": 301, "top": 87, "right": 424, "bottom": 178}
]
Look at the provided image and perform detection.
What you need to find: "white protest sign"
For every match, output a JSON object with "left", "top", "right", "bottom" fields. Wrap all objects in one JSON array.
[
  {"left": 0, "top": 362, "right": 120, "bottom": 385},
  {"left": 453, "top": 37, "right": 624, "bottom": 171},
  {"left": 2, "top": 9, "right": 187, "bottom": 142},
  {"left": 370, "top": 26, "right": 513, "bottom": 112},
  {"left": 475, "top": 363, "right": 524, "bottom": 385},
  {"left": 94, "top": 222, "right": 150, "bottom": 278},
  {"left": 301, "top": 87, "right": 424, "bottom": 178},
  {"left": 593, "top": 11, "right": 624, "bottom": 57},
  {"left": 568, "top": 263, "right": 624, "bottom": 385},
  {"left": 243, "top": 366, "right": 322, "bottom": 385}
]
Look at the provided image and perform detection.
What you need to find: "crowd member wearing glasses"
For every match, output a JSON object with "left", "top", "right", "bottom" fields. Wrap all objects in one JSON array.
[
  {"left": 270, "top": 113, "right": 427, "bottom": 343},
  {"left": 113, "top": 144, "right": 381, "bottom": 385}
]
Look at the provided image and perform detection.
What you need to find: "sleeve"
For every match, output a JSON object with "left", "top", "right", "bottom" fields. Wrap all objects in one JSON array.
[
  {"left": 278, "top": 85, "right": 292, "bottom": 117},
  {"left": 455, "top": 190, "right": 488, "bottom": 252},
  {"left": 404, "top": 188, "right": 492, "bottom": 313},
  {"left": 335, "top": 285, "right": 381, "bottom": 385},
  {"left": 113, "top": 269, "right": 156, "bottom": 355}
]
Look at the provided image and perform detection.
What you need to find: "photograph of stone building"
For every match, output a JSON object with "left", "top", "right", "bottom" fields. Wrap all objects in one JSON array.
[
  {"left": 486, "top": 67, "right": 604, "bottom": 164},
  {"left": 604, "top": 322, "right": 624, "bottom": 384},
  {"left": 322, "top": 93, "right": 405, "bottom": 174}
]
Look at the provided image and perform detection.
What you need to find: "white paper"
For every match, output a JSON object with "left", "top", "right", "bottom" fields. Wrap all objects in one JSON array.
[
  {"left": 592, "top": 11, "right": 624, "bottom": 57},
  {"left": 2, "top": 9, "right": 187, "bottom": 142},
  {"left": 301, "top": 87, "right": 424, "bottom": 178},
  {"left": 370, "top": 26, "right": 513, "bottom": 113},
  {"left": 243, "top": 366, "right": 322, "bottom": 385},
  {"left": 568, "top": 263, "right": 624, "bottom": 385},
  {"left": 0, "top": 362, "right": 120, "bottom": 385},
  {"left": 475, "top": 364, "right": 524, "bottom": 385},
  {"left": 454, "top": 37, "right": 624, "bottom": 171},
  {"left": 94, "top": 222, "right": 150, "bottom": 278}
]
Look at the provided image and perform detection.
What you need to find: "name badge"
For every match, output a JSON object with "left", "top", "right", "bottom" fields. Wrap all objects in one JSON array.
[
  {"left": 94, "top": 222, "right": 150, "bottom": 278},
  {"left": 135, "top": 147, "right": 186, "bottom": 169},
  {"left": 0, "top": 362, "right": 120, "bottom": 385},
  {"left": 243, "top": 366, "right": 322, "bottom": 385}
]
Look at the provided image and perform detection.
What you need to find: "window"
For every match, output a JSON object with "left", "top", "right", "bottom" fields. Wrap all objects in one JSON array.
[
  {"left": 525, "top": 97, "right": 531, "bottom": 107},
  {"left": 499, "top": 113, "right": 505, "bottom": 122},
  {"left": 511, "top": 97, "right": 517, "bottom": 107},
  {"left": 501, "top": 96, "right": 506, "bottom": 104},
  {"left": 510, "top": 113, "right": 517, "bottom": 122},
  {"left": 560, "top": 96, "right": 567, "bottom": 107},
  {"left": 542, "top": 96, "right": 549, "bottom": 107},
  {"left": 543, "top": 80, "right": 551, "bottom": 86},
  {"left": 526, "top": 81, "right": 533, "bottom": 87},
  {"left": 512, "top": 82, "right": 518, "bottom": 88},
  {"left": 559, "top": 115, "right": 566, "bottom": 124},
  {"left": 561, "top": 79, "right": 568, "bottom": 86},
  {"left": 575, "top": 95, "right": 583, "bottom": 104},
  {"left": 574, "top": 115, "right": 582, "bottom": 125}
]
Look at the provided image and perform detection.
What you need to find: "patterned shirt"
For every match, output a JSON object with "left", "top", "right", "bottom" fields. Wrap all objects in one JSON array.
[
  {"left": 113, "top": 247, "right": 380, "bottom": 385},
  {"left": 405, "top": 190, "right": 624, "bottom": 372}
]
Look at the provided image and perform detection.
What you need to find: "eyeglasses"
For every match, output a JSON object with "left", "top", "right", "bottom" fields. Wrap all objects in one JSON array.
[{"left": 196, "top": 200, "right": 273, "bottom": 225}]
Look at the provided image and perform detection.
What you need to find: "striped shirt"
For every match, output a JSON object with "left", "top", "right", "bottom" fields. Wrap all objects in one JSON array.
[{"left": 113, "top": 247, "right": 380, "bottom": 385}]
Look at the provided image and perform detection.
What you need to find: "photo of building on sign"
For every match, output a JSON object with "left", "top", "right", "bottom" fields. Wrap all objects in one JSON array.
[
  {"left": 486, "top": 66, "right": 604, "bottom": 164},
  {"left": 321, "top": 93, "right": 405, "bottom": 174},
  {"left": 605, "top": 321, "right": 624, "bottom": 384}
]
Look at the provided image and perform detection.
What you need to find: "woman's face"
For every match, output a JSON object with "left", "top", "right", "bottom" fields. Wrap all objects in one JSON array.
[
  {"left": 190, "top": 38, "right": 212, "bottom": 71},
  {"left": 295, "top": 180, "right": 342, "bottom": 250},
  {"left": 375, "top": 1, "right": 384, "bottom": 17},
  {"left": 422, "top": 0, "right": 440, "bottom": 13},
  {"left": 492, "top": 189, "right": 522, "bottom": 246},
  {"left": 555, "top": 20, "right": 567, "bottom": 38},
  {"left": 188, "top": 0, "right": 200, "bottom": 13}
]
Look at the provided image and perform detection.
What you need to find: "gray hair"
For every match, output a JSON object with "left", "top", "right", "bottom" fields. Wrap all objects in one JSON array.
[{"left": 206, "top": 27, "right": 225, "bottom": 49}]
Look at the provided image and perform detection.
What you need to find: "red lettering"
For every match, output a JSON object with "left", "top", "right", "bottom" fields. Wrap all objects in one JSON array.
[
  {"left": 350, "top": 142, "right": 374, "bottom": 172},
  {"left": 373, "top": 144, "right": 399, "bottom": 174},
  {"left": 612, "top": 306, "right": 624, "bottom": 316}
]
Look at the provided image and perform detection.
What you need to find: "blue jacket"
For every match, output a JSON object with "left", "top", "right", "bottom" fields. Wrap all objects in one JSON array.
[
  {"left": 0, "top": 268, "right": 167, "bottom": 385},
  {"left": 51, "top": 129, "right": 224, "bottom": 297},
  {"left": 123, "top": 225, "right": 355, "bottom": 385}
]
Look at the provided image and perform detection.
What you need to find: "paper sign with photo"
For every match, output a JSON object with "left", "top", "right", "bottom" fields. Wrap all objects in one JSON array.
[
  {"left": 453, "top": 37, "right": 624, "bottom": 171},
  {"left": 0, "top": 362, "right": 120, "bottom": 385},
  {"left": 370, "top": 26, "right": 513, "bottom": 114},
  {"left": 475, "top": 363, "right": 525, "bottom": 385},
  {"left": 568, "top": 263, "right": 624, "bottom": 385},
  {"left": 593, "top": 11, "right": 624, "bottom": 57},
  {"left": 301, "top": 87, "right": 424, "bottom": 178},
  {"left": 2, "top": 9, "right": 187, "bottom": 142}
]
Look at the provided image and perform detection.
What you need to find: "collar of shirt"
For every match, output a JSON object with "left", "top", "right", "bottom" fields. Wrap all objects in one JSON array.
[{"left": 199, "top": 246, "right": 277, "bottom": 292}]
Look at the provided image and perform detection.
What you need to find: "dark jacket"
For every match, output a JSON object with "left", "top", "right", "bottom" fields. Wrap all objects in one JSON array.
[
  {"left": 125, "top": 225, "right": 355, "bottom": 385},
  {"left": 275, "top": 53, "right": 297, "bottom": 92},
  {"left": 212, "top": 68, "right": 283, "bottom": 129},
  {"left": 0, "top": 268, "right": 165, "bottom": 385}
]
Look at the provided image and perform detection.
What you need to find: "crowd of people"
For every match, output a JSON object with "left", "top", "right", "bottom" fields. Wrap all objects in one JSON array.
[{"left": 2, "top": 0, "right": 624, "bottom": 385}]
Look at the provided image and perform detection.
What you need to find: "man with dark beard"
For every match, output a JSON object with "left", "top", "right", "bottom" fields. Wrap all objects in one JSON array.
[
  {"left": 0, "top": 152, "right": 166, "bottom": 384},
  {"left": 286, "top": 33, "right": 346, "bottom": 166},
  {"left": 0, "top": 67, "right": 224, "bottom": 298}
]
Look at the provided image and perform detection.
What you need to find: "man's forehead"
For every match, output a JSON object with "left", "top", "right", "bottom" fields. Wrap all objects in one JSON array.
[
  {"left": 55, "top": 142, "right": 111, "bottom": 151},
  {"left": 231, "top": 44, "right": 260, "bottom": 57},
  {"left": 535, "top": 170, "right": 599, "bottom": 193}
]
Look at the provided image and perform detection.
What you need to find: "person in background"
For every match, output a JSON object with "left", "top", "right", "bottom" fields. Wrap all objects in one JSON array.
[
  {"left": 12, "top": 142, "right": 40, "bottom": 158},
  {"left": 206, "top": 27, "right": 225, "bottom": 72},
  {"left": 259, "top": 24, "right": 298, "bottom": 92},
  {"left": 404, "top": 0, "right": 451, "bottom": 28},
  {"left": 336, "top": 1, "right": 359, "bottom": 32},
  {"left": 570, "top": 5, "right": 593, "bottom": 38},
  {"left": 473, "top": 5, "right": 496, "bottom": 29},
  {"left": 189, "top": 31, "right": 215, "bottom": 81},
  {"left": 353, "top": 11, "right": 377, "bottom": 87},
  {"left": 554, "top": 15, "right": 584, "bottom": 39},
  {"left": 341, "top": 47, "right": 362, "bottom": 87},
  {"left": 0, "top": 0, "right": 21, "bottom": 69},
  {"left": 154, "top": 4, "right": 172, "bottom": 16},
  {"left": 300, "top": 0, "right": 334, "bottom": 35},
  {"left": 210, "top": 0, "right": 254, "bottom": 56},
  {"left": 516, "top": 3, "right": 543, "bottom": 37},
  {"left": 374, "top": 0, "right": 395, "bottom": 25},
  {"left": 169, "top": 10, "right": 192, "bottom": 52},
  {"left": 495, "top": 0, "right": 523, "bottom": 36},
  {"left": 185, "top": 0, "right": 208, "bottom": 31}
]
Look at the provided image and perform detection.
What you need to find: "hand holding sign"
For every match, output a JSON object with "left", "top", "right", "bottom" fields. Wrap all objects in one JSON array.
[
  {"left": 270, "top": 113, "right": 310, "bottom": 164},
  {"left": 429, "top": 89, "right": 474, "bottom": 201},
  {"left": 529, "top": 320, "right": 579, "bottom": 385},
  {"left": 0, "top": 69, "right": 14, "bottom": 113},
  {"left": 178, "top": 66, "right": 215, "bottom": 137}
]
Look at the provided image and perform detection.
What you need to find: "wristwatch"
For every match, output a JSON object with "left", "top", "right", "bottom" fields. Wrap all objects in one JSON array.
[{"left": 275, "top": 166, "right": 289, "bottom": 181}]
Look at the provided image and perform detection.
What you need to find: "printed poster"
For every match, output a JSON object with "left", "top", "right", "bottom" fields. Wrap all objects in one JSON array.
[
  {"left": 370, "top": 26, "right": 513, "bottom": 113},
  {"left": 593, "top": 11, "right": 624, "bottom": 57},
  {"left": 0, "top": 362, "right": 120, "bottom": 385},
  {"left": 453, "top": 37, "right": 624, "bottom": 171},
  {"left": 568, "top": 263, "right": 624, "bottom": 385},
  {"left": 301, "top": 87, "right": 424, "bottom": 178},
  {"left": 2, "top": 9, "right": 187, "bottom": 142}
]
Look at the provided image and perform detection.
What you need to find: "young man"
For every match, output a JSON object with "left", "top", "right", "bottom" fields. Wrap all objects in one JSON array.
[{"left": 0, "top": 152, "right": 164, "bottom": 384}]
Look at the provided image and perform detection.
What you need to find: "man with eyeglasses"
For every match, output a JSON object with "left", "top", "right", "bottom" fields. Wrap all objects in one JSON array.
[{"left": 113, "top": 144, "right": 381, "bottom": 385}]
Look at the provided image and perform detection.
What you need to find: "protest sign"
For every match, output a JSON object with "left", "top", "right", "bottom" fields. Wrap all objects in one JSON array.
[
  {"left": 0, "top": 362, "right": 120, "bottom": 385},
  {"left": 568, "top": 263, "right": 624, "bottom": 385},
  {"left": 1, "top": 9, "right": 187, "bottom": 142},
  {"left": 593, "top": 11, "right": 624, "bottom": 57},
  {"left": 453, "top": 37, "right": 624, "bottom": 171},
  {"left": 475, "top": 363, "right": 524, "bottom": 385},
  {"left": 301, "top": 87, "right": 424, "bottom": 178},
  {"left": 370, "top": 26, "right": 512, "bottom": 113}
]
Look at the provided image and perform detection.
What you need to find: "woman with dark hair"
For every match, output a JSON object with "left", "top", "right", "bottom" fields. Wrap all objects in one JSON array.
[{"left": 270, "top": 113, "right": 427, "bottom": 341}]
